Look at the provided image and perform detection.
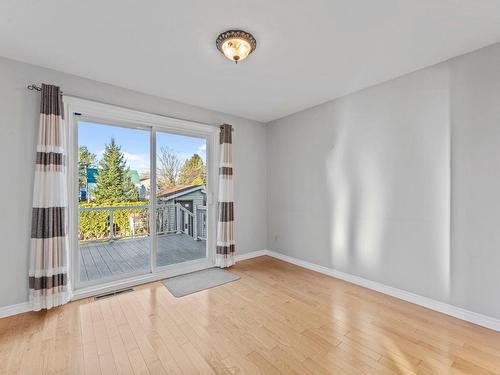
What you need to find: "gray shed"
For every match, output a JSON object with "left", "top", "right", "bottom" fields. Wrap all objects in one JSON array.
[{"left": 156, "top": 185, "right": 207, "bottom": 240}]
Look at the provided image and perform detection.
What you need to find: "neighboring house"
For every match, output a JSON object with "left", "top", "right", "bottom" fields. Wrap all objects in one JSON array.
[
  {"left": 139, "top": 172, "right": 151, "bottom": 199},
  {"left": 80, "top": 167, "right": 99, "bottom": 201},
  {"left": 157, "top": 184, "right": 206, "bottom": 209},
  {"left": 80, "top": 168, "right": 147, "bottom": 200},
  {"left": 128, "top": 169, "right": 140, "bottom": 185},
  {"left": 128, "top": 184, "right": 207, "bottom": 239},
  {"left": 127, "top": 169, "right": 146, "bottom": 199},
  {"left": 156, "top": 185, "right": 207, "bottom": 238}
]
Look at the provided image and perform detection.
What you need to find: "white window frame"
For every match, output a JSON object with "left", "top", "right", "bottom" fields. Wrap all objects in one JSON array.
[{"left": 65, "top": 96, "right": 219, "bottom": 300}]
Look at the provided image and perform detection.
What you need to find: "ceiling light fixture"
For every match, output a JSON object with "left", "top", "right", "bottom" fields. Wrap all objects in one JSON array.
[{"left": 216, "top": 30, "right": 257, "bottom": 64}]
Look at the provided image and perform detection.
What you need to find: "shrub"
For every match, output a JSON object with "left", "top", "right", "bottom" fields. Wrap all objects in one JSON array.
[{"left": 79, "top": 201, "right": 149, "bottom": 242}]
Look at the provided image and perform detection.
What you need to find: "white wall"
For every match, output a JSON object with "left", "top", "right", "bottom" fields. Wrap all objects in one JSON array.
[
  {"left": 267, "top": 42, "right": 500, "bottom": 319},
  {"left": 0, "top": 57, "right": 267, "bottom": 308}
]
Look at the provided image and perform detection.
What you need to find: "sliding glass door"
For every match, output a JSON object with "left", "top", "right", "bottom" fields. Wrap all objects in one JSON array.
[
  {"left": 154, "top": 130, "right": 208, "bottom": 268},
  {"left": 77, "top": 120, "right": 152, "bottom": 285},
  {"left": 75, "top": 117, "right": 210, "bottom": 289}
]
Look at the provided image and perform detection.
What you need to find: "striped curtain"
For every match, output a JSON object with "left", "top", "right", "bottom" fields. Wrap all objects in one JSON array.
[
  {"left": 215, "top": 124, "right": 235, "bottom": 267},
  {"left": 29, "top": 84, "right": 71, "bottom": 310}
]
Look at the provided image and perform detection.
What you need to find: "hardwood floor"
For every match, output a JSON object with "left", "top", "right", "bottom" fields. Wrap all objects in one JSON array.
[{"left": 2, "top": 256, "right": 500, "bottom": 374}]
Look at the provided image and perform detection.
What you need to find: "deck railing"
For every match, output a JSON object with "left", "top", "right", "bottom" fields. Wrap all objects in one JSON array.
[
  {"left": 196, "top": 206, "right": 207, "bottom": 240},
  {"left": 79, "top": 203, "right": 207, "bottom": 242}
]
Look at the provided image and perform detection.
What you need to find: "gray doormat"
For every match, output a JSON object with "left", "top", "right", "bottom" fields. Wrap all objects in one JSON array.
[{"left": 162, "top": 267, "right": 240, "bottom": 297}]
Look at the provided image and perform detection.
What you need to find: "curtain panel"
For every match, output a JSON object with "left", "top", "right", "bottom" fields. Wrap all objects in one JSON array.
[
  {"left": 215, "top": 124, "right": 235, "bottom": 267},
  {"left": 29, "top": 84, "right": 71, "bottom": 310}
]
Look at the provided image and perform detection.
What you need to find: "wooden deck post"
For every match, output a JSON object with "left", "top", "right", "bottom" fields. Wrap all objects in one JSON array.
[
  {"left": 109, "top": 208, "right": 114, "bottom": 241},
  {"left": 176, "top": 203, "right": 182, "bottom": 234},
  {"left": 193, "top": 205, "right": 198, "bottom": 240}
]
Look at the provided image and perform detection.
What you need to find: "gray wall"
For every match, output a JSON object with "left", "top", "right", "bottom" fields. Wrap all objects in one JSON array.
[
  {"left": 0, "top": 57, "right": 267, "bottom": 308},
  {"left": 3, "top": 42, "right": 500, "bottom": 319},
  {"left": 450, "top": 45, "right": 500, "bottom": 318},
  {"left": 267, "top": 42, "right": 500, "bottom": 319}
]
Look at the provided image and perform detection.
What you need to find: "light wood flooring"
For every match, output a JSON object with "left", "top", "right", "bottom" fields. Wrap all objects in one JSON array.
[{"left": 2, "top": 256, "right": 500, "bottom": 374}]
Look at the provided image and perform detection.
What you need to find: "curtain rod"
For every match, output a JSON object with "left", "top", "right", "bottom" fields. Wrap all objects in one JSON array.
[
  {"left": 27, "top": 84, "right": 41, "bottom": 91},
  {"left": 27, "top": 84, "right": 64, "bottom": 94},
  {"left": 28, "top": 84, "right": 234, "bottom": 130}
]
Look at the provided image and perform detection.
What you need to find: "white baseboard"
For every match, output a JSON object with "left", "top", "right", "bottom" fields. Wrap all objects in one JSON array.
[
  {"left": 235, "top": 249, "right": 269, "bottom": 262},
  {"left": 0, "top": 301, "right": 31, "bottom": 319},
  {"left": 3, "top": 250, "right": 500, "bottom": 332},
  {"left": 256, "top": 250, "right": 500, "bottom": 332}
]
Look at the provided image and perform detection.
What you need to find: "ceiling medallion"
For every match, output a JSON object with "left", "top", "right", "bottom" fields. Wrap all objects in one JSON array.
[{"left": 216, "top": 30, "right": 257, "bottom": 64}]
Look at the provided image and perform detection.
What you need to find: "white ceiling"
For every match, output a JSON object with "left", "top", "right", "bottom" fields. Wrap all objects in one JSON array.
[{"left": 2, "top": 1, "right": 500, "bottom": 122}]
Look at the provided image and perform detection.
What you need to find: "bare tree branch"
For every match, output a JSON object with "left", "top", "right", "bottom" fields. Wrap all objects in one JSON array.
[{"left": 157, "top": 146, "right": 180, "bottom": 191}]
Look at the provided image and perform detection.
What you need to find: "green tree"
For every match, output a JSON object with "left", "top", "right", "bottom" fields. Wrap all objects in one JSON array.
[
  {"left": 178, "top": 154, "right": 205, "bottom": 186},
  {"left": 93, "top": 138, "right": 139, "bottom": 203},
  {"left": 78, "top": 146, "right": 97, "bottom": 189}
]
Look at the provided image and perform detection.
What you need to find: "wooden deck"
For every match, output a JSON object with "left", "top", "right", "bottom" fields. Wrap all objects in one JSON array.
[{"left": 80, "top": 233, "right": 206, "bottom": 282}]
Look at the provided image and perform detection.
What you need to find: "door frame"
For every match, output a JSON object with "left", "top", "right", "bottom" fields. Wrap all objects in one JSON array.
[{"left": 65, "top": 96, "right": 219, "bottom": 299}]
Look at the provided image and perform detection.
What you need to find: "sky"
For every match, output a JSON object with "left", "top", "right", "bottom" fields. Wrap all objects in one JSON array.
[{"left": 78, "top": 121, "right": 206, "bottom": 174}]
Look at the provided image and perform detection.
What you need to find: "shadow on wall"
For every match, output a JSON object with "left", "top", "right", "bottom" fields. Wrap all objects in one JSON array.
[
  {"left": 325, "top": 101, "right": 387, "bottom": 277},
  {"left": 321, "top": 71, "right": 451, "bottom": 303}
]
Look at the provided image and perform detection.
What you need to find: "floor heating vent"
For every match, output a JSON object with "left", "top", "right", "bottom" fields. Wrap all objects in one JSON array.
[{"left": 94, "top": 288, "right": 134, "bottom": 300}]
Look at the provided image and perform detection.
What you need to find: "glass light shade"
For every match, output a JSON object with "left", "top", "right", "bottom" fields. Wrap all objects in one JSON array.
[
  {"left": 216, "top": 30, "right": 257, "bottom": 64},
  {"left": 221, "top": 38, "right": 252, "bottom": 63}
]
